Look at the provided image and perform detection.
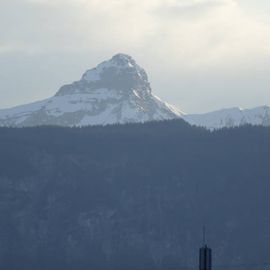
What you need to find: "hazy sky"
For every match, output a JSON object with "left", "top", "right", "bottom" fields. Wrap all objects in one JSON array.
[{"left": 0, "top": 0, "right": 270, "bottom": 113}]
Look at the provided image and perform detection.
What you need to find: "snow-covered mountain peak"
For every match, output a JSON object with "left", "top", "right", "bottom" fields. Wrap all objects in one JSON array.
[
  {"left": 184, "top": 105, "right": 270, "bottom": 129},
  {"left": 0, "top": 54, "right": 183, "bottom": 127},
  {"left": 108, "top": 53, "right": 136, "bottom": 67},
  {"left": 56, "top": 53, "right": 151, "bottom": 97},
  {"left": 2, "top": 52, "right": 268, "bottom": 129},
  {"left": 81, "top": 53, "right": 139, "bottom": 83}
]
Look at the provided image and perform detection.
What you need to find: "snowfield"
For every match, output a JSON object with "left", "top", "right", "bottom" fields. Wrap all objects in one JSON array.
[{"left": 0, "top": 53, "right": 269, "bottom": 129}]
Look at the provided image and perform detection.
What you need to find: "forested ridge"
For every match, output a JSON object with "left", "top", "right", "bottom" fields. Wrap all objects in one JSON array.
[{"left": 0, "top": 120, "right": 270, "bottom": 270}]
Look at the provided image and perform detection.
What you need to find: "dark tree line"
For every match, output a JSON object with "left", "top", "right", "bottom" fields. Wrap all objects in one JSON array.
[{"left": 0, "top": 120, "right": 270, "bottom": 270}]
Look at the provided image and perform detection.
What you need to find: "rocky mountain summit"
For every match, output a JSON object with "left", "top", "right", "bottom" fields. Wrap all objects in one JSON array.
[
  {"left": 0, "top": 54, "right": 182, "bottom": 127},
  {"left": 0, "top": 53, "right": 269, "bottom": 129}
]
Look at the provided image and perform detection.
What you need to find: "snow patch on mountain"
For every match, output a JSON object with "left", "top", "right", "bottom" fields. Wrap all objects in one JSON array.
[
  {"left": 0, "top": 54, "right": 183, "bottom": 127},
  {"left": 184, "top": 106, "right": 270, "bottom": 129},
  {"left": 0, "top": 53, "right": 269, "bottom": 129}
]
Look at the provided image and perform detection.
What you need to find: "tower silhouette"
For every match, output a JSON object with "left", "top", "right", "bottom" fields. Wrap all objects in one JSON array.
[{"left": 199, "top": 227, "right": 212, "bottom": 270}]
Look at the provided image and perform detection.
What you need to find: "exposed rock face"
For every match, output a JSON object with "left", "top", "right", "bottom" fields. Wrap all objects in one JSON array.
[
  {"left": 1, "top": 53, "right": 269, "bottom": 129},
  {"left": 57, "top": 54, "right": 151, "bottom": 97},
  {"left": 0, "top": 54, "right": 183, "bottom": 127}
]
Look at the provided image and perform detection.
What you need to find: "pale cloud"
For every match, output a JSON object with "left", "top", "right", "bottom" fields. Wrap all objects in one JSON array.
[
  {"left": 1, "top": 0, "right": 268, "bottom": 67},
  {"left": 0, "top": 0, "right": 270, "bottom": 112},
  {"left": 148, "top": 0, "right": 270, "bottom": 69},
  {"left": 0, "top": 44, "right": 17, "bottom": 54}
]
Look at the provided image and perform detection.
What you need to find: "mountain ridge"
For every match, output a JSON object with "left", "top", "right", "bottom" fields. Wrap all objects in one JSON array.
[
  {"left": 0, "top": 53, "right": 183, "bottom": 127},
  {"left": 0, "top": 121, "right": 270, "bottom": 269},
  {"left": 0, "top": 53, "right": 269, "bottom": 129},
  {"left": 184, "top": 105, "right": 270, "bottom": 129}
]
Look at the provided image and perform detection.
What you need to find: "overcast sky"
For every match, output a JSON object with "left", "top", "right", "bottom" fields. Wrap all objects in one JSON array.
[{"left": 0, "top": 0, "right": 270, "bottom": 113}]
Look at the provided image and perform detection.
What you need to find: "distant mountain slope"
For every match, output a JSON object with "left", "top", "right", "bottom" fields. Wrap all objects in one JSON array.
[
  {"left": 0, "top": 53, "right": 269, "bottom": 129},
  {"left": 0, "top": 54, "right": 182, "bottom": 127},
  {"left": 0, "top": 121, "right": 270, "bottom": 270},
  {"left": 184, "top": 106, "right": 270, "bottom": 129}
]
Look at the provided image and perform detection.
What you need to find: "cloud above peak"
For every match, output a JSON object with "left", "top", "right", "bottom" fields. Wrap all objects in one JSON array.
[
  {"left": 0, "top": 0, "right": 270, "bottom": 113},
  {"left": 1, "top": 0, "right": 268, "bottom": 67}
]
